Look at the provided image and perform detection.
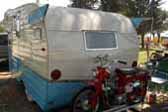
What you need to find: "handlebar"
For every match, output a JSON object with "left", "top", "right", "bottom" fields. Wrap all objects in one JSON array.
[
  {"left": 117, "top": 60, "right": 127, "bottom": 65},
  {"left": 94, "top": 55, "right": 127, "bottom": 67}
]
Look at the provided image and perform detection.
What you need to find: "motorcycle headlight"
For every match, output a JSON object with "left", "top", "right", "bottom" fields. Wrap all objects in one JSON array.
[{"left": 133, "top": 81, "right": 140, "bottom": 87}]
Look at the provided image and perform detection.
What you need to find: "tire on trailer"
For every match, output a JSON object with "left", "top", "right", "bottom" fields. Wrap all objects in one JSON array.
[{"left": 25, "top": 89, "right": 33, "bottom": 102}]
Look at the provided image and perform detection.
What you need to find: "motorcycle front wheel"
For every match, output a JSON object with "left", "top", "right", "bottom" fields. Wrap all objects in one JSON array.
[{"left": 72, "top": 88, "right": 99, "bottom": 112}]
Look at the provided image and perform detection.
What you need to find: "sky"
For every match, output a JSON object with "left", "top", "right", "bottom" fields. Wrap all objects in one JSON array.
[
  {"left": 162, "top": 0, "right": 168, "bottom": 10},
  {"left": 0, "top": 0, "right": 70, "bottom": 21},
  {"left": 0, "top": 0, "right": 168, "bottom": 21}
]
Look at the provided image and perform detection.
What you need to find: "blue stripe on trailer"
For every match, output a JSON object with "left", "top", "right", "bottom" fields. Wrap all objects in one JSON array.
[
  {"left": 47, "top": 82, "right": 86, "bottom": 109},
  {"left": 21, "top": 69, "right": 48, "bottom": 110},
  {"left": 11, "top": 56, "right": 21, "bottom": 72},
  {"left": 11, "top": 57, "right": 87, "bottom": 111},
  {"left": 21, "top": 67, "right": 86, "bottom": 111}
]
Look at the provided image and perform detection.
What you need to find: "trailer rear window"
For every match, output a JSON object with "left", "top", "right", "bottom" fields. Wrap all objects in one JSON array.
[{"left": 84, "top": 31, "right": 118, "bottom": 50}]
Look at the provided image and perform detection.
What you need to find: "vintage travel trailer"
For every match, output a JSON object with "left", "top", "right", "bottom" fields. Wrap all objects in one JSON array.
[{"left": 4, "top": 3, "right": 139, "bottom": 111}]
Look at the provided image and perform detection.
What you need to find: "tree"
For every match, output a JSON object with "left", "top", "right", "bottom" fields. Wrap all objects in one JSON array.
[
  {"left": 147, "top": 0, "right": 166, "bottom": 43},
  {"left": 69, "top": 0, "right": 125, "bottom": 12},
  {"left": 151, "top": 10, "right": 168, "bottom": 43},
  {"left": 99, "top": 0, "right": 124, "bottom": 12},
  {"left": 122, "top": 0, "right": 168, "bottom": 48},
  {"left": 69, "top": 0, "right": 98, "bottom": 9}
]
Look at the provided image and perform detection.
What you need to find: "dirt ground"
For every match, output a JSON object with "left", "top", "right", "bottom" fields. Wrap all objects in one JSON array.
[
  {"left": 0, "top": 72, "right": 70, "bottom": 112},
  {"left": 0, "top": 72, "right": 42, "bottom": 112},
  {"left": 1, "top": 71, "right": 168, "bottom": 112}
]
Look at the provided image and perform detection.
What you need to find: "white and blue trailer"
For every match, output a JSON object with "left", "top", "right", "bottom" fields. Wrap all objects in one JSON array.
[{"left": 4, "top": 3, "right": 139, "bottom": 111}]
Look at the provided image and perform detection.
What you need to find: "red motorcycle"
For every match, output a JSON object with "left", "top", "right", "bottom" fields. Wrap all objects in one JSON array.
[{"left": 72, "top": 55, "right": 150, "bottom": 112}]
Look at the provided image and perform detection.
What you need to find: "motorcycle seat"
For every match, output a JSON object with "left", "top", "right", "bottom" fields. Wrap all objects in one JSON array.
[{"left": 116, "top": 68, "right": 138, "bottom": 75}]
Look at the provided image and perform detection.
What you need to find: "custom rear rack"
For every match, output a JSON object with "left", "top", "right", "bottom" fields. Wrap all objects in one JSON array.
[{"left": 103, "top": 103, "right": 141, "bottom": 112}]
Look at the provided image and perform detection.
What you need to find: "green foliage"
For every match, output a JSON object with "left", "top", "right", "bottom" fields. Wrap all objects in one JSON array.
[
  {"left": 123, "top": 0, "right": 168, "bottom": 45},
  {"left": 69, "top": 0, "right": 98, "bottom": 9},
  {"left": 123, "top": 0, "right": 150, "bottom": 17},
  {"left": 99, "top": 0, "right": 124, "bottom": 12},
  {"left": 0, "top": 25, "right": 5, "bottom": 32}
]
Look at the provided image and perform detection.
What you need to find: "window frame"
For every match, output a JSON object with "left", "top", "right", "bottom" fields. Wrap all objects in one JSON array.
[
  {"left": 83, "top": 31, "right": 118, "bottom": 51},
  {"left": 33, "top": 28, "right": 42, "bottom": 40}
]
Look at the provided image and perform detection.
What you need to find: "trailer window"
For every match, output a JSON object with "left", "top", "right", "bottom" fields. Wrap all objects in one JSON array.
[
  {"left": 20, "top": 29, "right": 34, "bottom": 39},
  {"left": 84, "top": 31, "right": 118, "bottom": 50},
  {"left": 33, "top": 28, "right": 42, "bottom": 40}
]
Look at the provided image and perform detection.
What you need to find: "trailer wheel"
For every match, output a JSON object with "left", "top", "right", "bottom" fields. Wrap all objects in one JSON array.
[
  {"left": 25, "top": 89, "right": 33, "bottom": 102},
  {"left": 72, "top": 88, "right": 99, "bottom": 112}
]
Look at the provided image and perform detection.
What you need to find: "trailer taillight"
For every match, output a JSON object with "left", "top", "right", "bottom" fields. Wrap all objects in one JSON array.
[{"left": 51, "top": 69, "right": 61, "bottom": 80}]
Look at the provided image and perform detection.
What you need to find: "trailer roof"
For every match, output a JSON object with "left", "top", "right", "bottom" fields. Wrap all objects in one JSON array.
[
  {"left": 3, "top": 3, "right": 136, "bottom": 34},
  {"left": 45, "top": 6, "right": 136, "bottom": 33},
  {"left": 4, "top": 3, "right": 37, "bottom": 17}
]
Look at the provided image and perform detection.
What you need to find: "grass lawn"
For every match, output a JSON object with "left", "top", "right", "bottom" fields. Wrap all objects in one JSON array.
[{"left": 138, "top": 49, "right": 154, "bottom": 64}]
